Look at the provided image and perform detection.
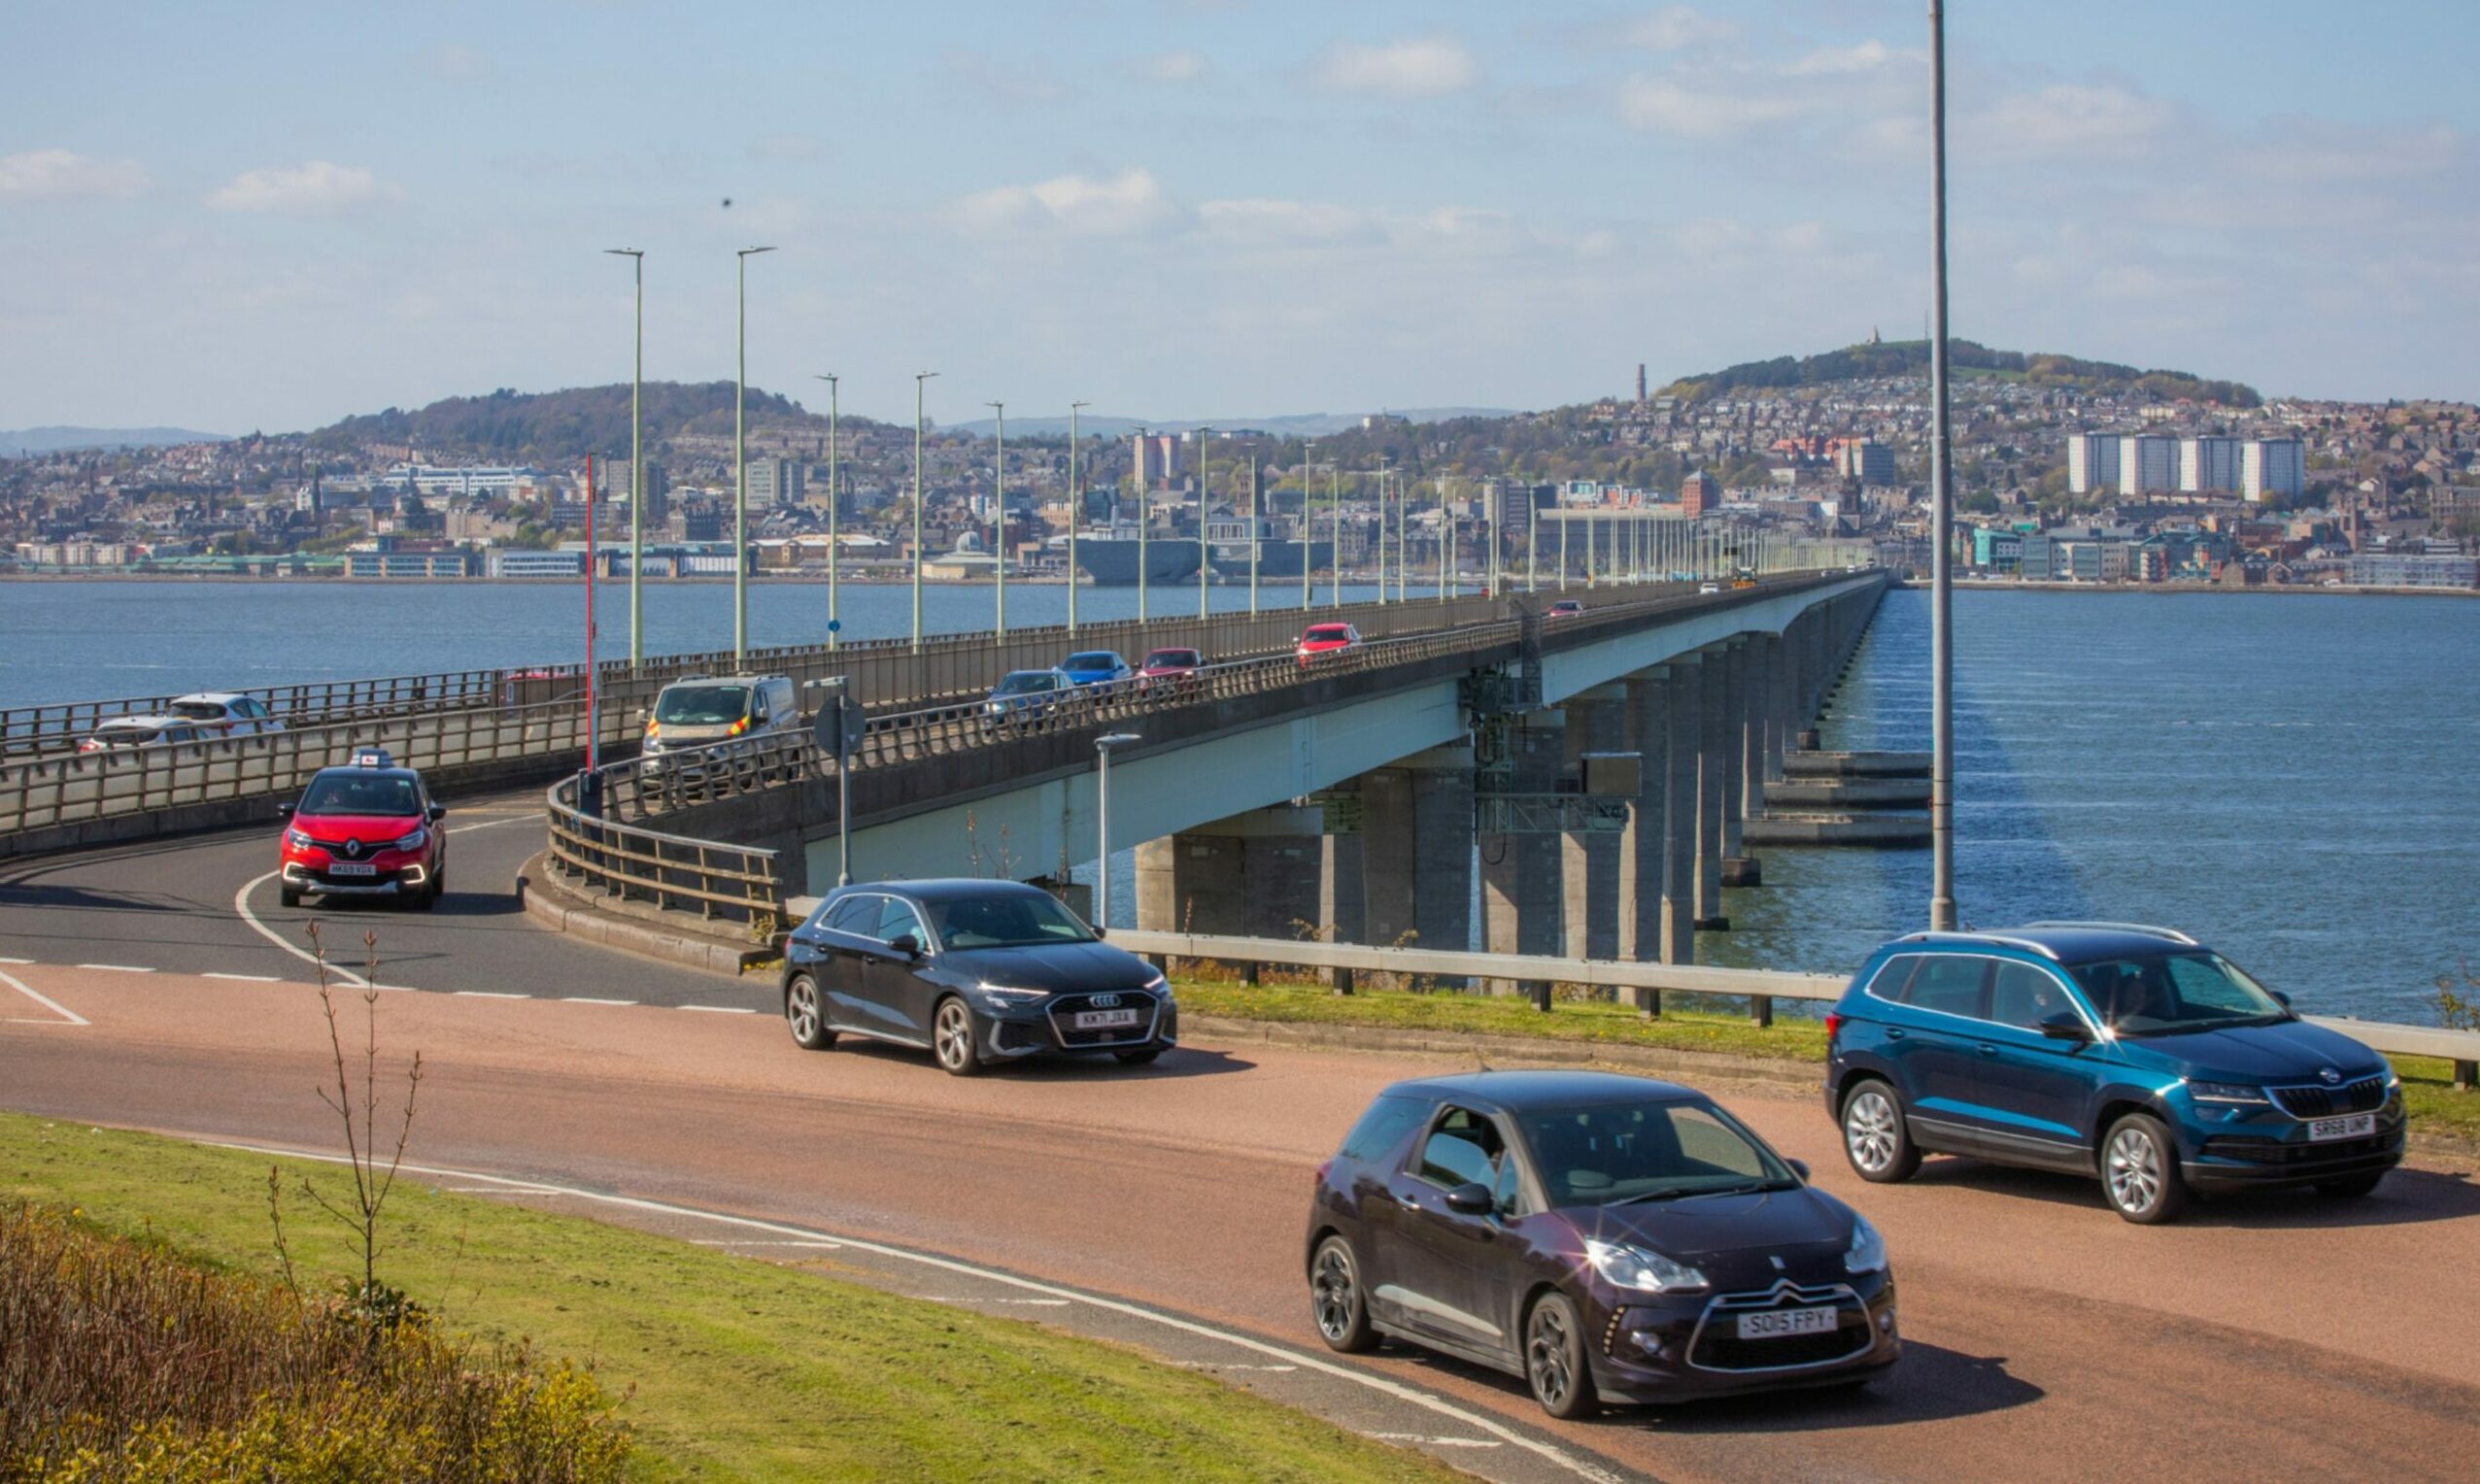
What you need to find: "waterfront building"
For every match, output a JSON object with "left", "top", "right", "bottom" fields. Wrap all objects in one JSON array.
[
  {"left": 2347, "top": 553, "right": 2478, "bottom": 589},
  {"left": 2115, "top": 435, "right": 2181, "bottom": 495},
  {"left": 2179, "top": 436, "right": 2244, "bottom": 494},
  {"left": 2065, "top": 433, "right": 2120, "bottom": 494},
  {"left": 745, "top": 456, "right": 803, "bottom": 509},
  {"left": 345, "top": 550, "right": 475, "bottom": 578},
  {"left": 2241, "top": 440, "right": 2305, "bottom": 502},
  {"left": 384, "top": 464, "right": 540, "bottom": 498},
  {"left": 486, "top": 549, "right": 587, "bottom": 579}
]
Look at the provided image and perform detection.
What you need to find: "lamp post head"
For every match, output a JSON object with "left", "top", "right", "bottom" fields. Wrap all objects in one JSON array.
[
  {"left": 1096, "top": 732, "right": 1141, "bottom": 754},
  {"left": 603, "top": 247, "right": 643, "bottom": 258},
  {"left": 739, "top": 245, "right": 776, "bottom": 257}
]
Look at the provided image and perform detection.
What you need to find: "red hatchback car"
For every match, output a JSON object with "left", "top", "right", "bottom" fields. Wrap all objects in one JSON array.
[
  {"left": 1296, "top": 623, "right": 1362, "bottom": 668},
  {"left": 1138, "top": 647, "right": 1204, "bottom": 693},
  {"left": 277, "top": 750, "right": 449, "bottom": 910}
]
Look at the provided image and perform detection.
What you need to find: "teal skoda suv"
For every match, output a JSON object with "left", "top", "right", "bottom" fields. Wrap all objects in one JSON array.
[{"left": 1823, "top": 923, "right": 2403, "bottom": 1224}]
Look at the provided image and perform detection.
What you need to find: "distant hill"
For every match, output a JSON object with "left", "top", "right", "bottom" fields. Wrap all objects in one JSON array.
[
  {"left": 1662, "top": 340, "right": 2260, "bottom": 409},
  {"left": 0, "top": 425, "right": 228, "bottom": 456},
  {"left": 947, "top": 407, "right": 1516, "bottom": 439},
  {"left": 299, "top": 383, "right": 858, "bottom": 462}
]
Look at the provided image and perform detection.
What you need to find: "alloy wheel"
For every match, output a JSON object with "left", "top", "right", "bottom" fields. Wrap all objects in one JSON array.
[
  {"left": 2106, "top": 1127, "right": 2161, "bottom": 1214},
  {"left": 787, "top": 977, "right": 821, "bottom": 1043},
  {"left": 935, "top": 1001, "right": 975, "bottom": 1071},
  {"left": 1312, "top": 1247, "right": 1356, "bottom": 1343},
  {"left": 1526, "top": 1302, "right": 1575, "bottom": 1412},
  {"left": 1846, "top": 1090, "right": 1899, "bottom": 1174}
]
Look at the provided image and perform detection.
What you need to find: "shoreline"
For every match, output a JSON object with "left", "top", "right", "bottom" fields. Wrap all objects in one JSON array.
[{"left": 1892, "top": 578, "right": 2478, "bottom": 598}]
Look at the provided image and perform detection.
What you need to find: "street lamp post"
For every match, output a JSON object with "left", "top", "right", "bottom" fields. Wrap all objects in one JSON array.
[
  {"left": 1195, "top": 426, "right": 1211, "bottom": 619},
  {"left": 987, "top": 400, "right": 1006, "bottom": 635},
  {"left": 1376, "top": 458, "right": 1390, "bottom": 605},
  {"left": 1068, "top": 401, "right": 1090, "bottom": 634},
  {"left": 602, "top": 249, "right": 644, "bottom": 667},
  {"left": 1329, "top": 465, "right": 1342, "bottom": 609},
  {"left": 830, "top": 376, "right": 846, "bottom": 629},
  {"left": 1094, "top": 732, "right": 1141, "bottom": 931},
  {"left": 912, "top": 371, "right": 938, "bottom": 650},
  {"left": 732, "top": 246, "right": 774, "bottom": 667},
  {"left": 1247, "top": 452, "right": 1260, "bottom": 615},
  {"left": 1928, "top": 0, "right": 1958, "bottom": 932}
]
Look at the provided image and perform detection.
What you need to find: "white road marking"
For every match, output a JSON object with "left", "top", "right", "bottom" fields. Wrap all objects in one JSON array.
[
  {"left": 202, "top": 972, "right": 282, "bottom": 983},
  {"left": 1375, "top": 1434, "right": 1506, "bottom": 1449},
  {"left": 1172, "top": 1362, "right": 1301, "bottom": 1373},
  {"left": 454, "top": 991, "right": 529, "bottom": 999},
  {"left": 76, "top": 963, "right": 153, "bottom": 973},
  {"left": 0, "top": 967, "right": 88, "bottom": 1027},
  {"left": 681, "top": 1004, "right": 756, "bottom": 1014},
  {"left": 561, "top": 997, "right": 636, "bottom": 1006},
  {"left": 233, "top": 872, "right": 372, "bottom": 991},
  {"left": 446, "top": 816, "right": 542, "bottom": 835},
  {"left": 691, "top": 1238, "right": 845, "bottom": 1249},
  {"left": 440, "top": 1184, "right": 570, "bottom": 1195},
  {"left": 0, "top": 956, "right": 35, "bottom": 964},
  {"left": 204, "top": 1139, "right": 1624, "bottom": 1484}
]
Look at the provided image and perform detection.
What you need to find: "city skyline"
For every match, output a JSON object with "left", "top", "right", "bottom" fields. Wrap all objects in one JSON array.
[{"left": 6, "top": 1, "right": 2478, "bottom": 432}]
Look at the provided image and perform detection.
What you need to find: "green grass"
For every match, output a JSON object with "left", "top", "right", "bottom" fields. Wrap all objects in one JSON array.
[
  {"left": 0, "top": 1112, "right": 1458, "bottom": 1484},
  {"left": 1178, "top": 982, "right": 2480, "bottom": 1147}
]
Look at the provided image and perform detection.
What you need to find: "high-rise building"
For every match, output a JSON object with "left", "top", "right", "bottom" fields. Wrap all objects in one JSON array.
[
  {"left": 1132, "top": 433, "right": 1181, "bottom": 489},
  {"left": 2241, "top": 439, "right": 2304, "bottom": 502},
  {"left": 1682, "top": 469, "right": 1719, "bottom": 518},
  {"left": 2116, "top": 435, "right": 2180, "bottom": 495},
  {"left": 1836, "top": 439, "right": 1895, "bottom": 486},
  {"left": 744, "top": 457, "right": 803, "bottom": 509},
  {"left": 2179, "top": 436, "right": 2243, "bottom": 493},
  {"left": 602, "top": 459, "right": 669, "bottom": 525},
  {"left": 2065, "top": 433, "right": 2121, "bottom": 494}
]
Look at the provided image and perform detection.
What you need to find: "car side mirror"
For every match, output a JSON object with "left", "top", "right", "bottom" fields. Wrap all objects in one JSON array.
[
  {"left": 1443, "top": 1182, "right": 1494, "bottom": 1216},
  {"left": 2038, "top": 1010, "right": 2092, "bottom": 1043},
  {"left": 427, "top": 804, "right": 448, "bottom": 822},
  {"left": 887, "top": 933, "right": 922, "bottom": 960},
  {"left": 1786, "top": 1159, "right": 1811, "bottom": 1183},
  {"left": 2270, "top": 991, "right": 2292, "bottom": 1009},
  {"left": 276, "top": 802, "right": 293, "bottom": 820}
]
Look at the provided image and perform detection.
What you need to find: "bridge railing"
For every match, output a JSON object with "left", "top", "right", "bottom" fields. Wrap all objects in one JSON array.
[{"left": 544, "top": 770, "right": 784, "bottom": 930}]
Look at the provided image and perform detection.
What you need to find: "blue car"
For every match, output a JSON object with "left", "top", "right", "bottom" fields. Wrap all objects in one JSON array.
[
  {"left": 1057, "top": 650, "right": 1135, "bottom": 693},
  {"left": 1823, "top": 923, "right": 2402, "bottom": 1224}
]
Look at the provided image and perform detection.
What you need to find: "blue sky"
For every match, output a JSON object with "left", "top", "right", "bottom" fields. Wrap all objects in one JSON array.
[{"left": 6, "top": 1, "right": 2475, "bottom": 432}]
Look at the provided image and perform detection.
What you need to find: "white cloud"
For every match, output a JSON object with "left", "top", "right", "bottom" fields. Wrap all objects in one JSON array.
[
  {"left": 1311, "top": 36, "right": 1478, "bottom": 98},
  {"left": 1132, "top": 50, "right": 1206, "bottom": 84},
  {"left": 207, "top": 160, "right": 392, "bottom": 215},
  {"left": 1626, "top": 7, "right": 1735, "bottom": 52},
  {"left": 953, "top": 168, "right": 1184, "bottom": 238},
  {"left": 1973, "top": 84, "right": 2177, "bottom": 157},
  {"left": 1199, "top": 197, "right": 1381, "bottom": 246},
  {"left": 1618, "top": 77, "right": 1805, "bottom": 138},
  {"left": 0, "top": 149, "right": 147, "bottom": 199},
  {"left": 1785, "top": 41, "right": 1896, "bottom": 76}
]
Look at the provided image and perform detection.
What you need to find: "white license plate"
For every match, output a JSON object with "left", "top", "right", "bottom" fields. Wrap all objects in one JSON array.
[
  {"left": 2307, "top": 1112, "right": 2375, "bottom": 1142},
  {"left": 1737, "top": 1306, "right": 1839, "bottom": 1340},
  {"left": 328, "top": 861, "right": 378, "bottom": 877},
  {"left": 1074, "top": 1008, "right": 1141, "bottom": 1030}
]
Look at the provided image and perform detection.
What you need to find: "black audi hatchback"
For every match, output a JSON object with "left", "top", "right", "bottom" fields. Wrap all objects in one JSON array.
[
  {"left": 1306, "top": 1071, "right": 1898, "bottom": 1417},
  {"left": 779, "top": 879, "right": 1175, "bottom": 1075}
]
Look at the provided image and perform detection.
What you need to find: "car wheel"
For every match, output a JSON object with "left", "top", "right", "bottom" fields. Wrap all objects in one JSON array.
[
  {"left": 1842, "top": 1080, "right": 1920, "bottom": 1183},
  {"left": 933, "top": 996, "right": 984, "bottom": 1077},
  {"left": 1523, "top": 1291, "right": 1594, "bottom": 1420},
  {"left": 1309, "top": 1235, "right": 1377, "bottom": 1353},
  {"left": 2101, "top": 1112, "right": 2191, "bottom": 1224},
  {"left": 1114, "top": 1047, "right": 1163, "bottom": 1066},
  {"left": 784, "top": 972, "right": 836, "bottom": 1051},
  {"left": 2315, "top": 1171, "right": 2385, "bottom": 1199},
  {"left": 279, "top": 885, "right": 302, "bottom": 909},
  {"left": 410, "top": 881, "right": 437, "bottom": 913}
]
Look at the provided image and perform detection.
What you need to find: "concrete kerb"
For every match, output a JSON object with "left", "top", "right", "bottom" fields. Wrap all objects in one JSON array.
[{"left": 516, "top": 852, "right": 771, "bottom": 978}]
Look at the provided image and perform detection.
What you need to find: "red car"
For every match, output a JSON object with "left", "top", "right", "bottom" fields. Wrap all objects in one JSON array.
[
  {"left": 1546, "top": 598, "right": 1584, "bottom": 620},
  {"left": 1296, "top": 623, "right": 1362, "bottom": 668},
  {"left": 277, "top": 750, "right": 449, "bottom": 911},
  {"left": 1138, "top": 647, "right": 1204, "bottom": 693}
]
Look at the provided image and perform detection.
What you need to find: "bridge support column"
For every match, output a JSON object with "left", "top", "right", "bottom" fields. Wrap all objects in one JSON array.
[
  {"left": 1320, "top": 833, "right": 1365, "bottom": 948},
  {"left": 1695, "top": 643, "right": 1730, "bottom": 931},
  {"left": 1358, "top": 745, "right": 1474, "bottom": 964},
  {"left": 1617, "top": 668, "right": 1675, "bottom": 1001},
  {"left": 1481, "top": 717, "right": 1563, "bottom": 998},
  {"left": 1763, "top": 632, "right": 1791, "bottom": 786},
  {"left": 1724, "top": 636, "right": 1763, "bottom": 889},
  {"left": 1561, "top": 689, "right": 1626, "bottom": 965},
  {"left": 1659, "top": 658, "right": 1700, "bottom": 963},
  {"left": 1134, "top": 806, "right": 1325, "bottom": 940}
]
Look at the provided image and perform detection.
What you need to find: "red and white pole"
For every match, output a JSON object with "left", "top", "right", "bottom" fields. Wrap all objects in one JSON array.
[{"left": 585, "top": 454, "right": 599, "bottom": 771}]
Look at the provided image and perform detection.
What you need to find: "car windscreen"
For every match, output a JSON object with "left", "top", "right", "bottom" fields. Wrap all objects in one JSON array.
[
  {"left": 654, "top": 686, "right": 748, "bottom": 725},
  {"left": 2069, "top": 952, "right": 2289, "bottom": 1035},
  {"left": 1142, "top": 650, "right": 1199, "bottom": 668},
  {"left": 924, "top": 893, "right": 1098, "bottom": 951},
  {"left": 1061, "top": 653, "right": 1119, "bottom": 672},
  {"left": 1516, "top": 1100, "right": 1794, "bottom": 1208},
  {"left": 297, "top": 773, "right": 422, "bottom": 818},
  {"left": 169, "top": 701, "right": 227, "bottom": 720},
  {"left": 992, "top": 672, "right": 1056, "bottom": 695},
  {"left": 1304, "top": 626, "right": 1350, "bottom": 642}
]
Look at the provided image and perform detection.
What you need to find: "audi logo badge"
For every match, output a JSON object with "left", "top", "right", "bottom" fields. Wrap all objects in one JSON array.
[
  {"left": 343, "top": 839, "right": 364, "bottom": 860},
  {"left": 2319, "top": 1066, "right": 2341, "bottom": 1085},
  {"left": 1090, "top": 994, "right": 1122, "bottom": 1009}
]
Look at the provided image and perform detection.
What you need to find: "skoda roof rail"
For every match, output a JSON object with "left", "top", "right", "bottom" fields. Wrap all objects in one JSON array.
[
  {"left": 2019, "top": 921, "right": 2198, "bottom": 946},
  {"left": 1893, "top": 929, "right": 2062, "bottom": 961}
]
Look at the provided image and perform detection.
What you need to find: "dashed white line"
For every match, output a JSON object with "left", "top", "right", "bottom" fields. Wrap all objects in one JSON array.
[
  {"left": 454, "top": 991, "right": 529, "bottom": 999},
  {"left": 75, "top": 963, "right": 154, "bottom": 973},
  {"left": 203, "top": 1140, "right": 1622, "bottom": 1484},
  {"left": 680, "top": 1004, "right": 756, "bottom": 1014},
  {"left": 0, "top": 956, "right": 35, "bottom": 965},
  {"left": 561, "top": 996, "right": 636, "bottom": 1006},
  {"left": 202, "top": 972, "right": 282, "bottom": 983},
  {"left": 0, "top": 967, "right": 88, "bottom": 1027}
]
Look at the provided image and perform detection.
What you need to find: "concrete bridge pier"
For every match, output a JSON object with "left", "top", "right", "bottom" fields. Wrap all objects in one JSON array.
[
  {"left": 1560, "top": 688, "right": 1627, "bottom": 964},
  {"left": 1694, "top": 644, "right": 1731, "bottom": 932},
  {"left": 1721, "top": 636, "right": 1763, "bottom": 889},
  {"left": 1659, "top": 658, "right": 1700, "bottom": 963},
  {"left": 1134, "top": 805, "right": 1325, "bottom": 940},
  {"left": 1616, "top": 666, "right": 1680, "bottom": 1004},
  {"left": 1481, "top": 717, "right": 1563, "bottom": 998},
  {"left": 1357, "top": 744, "right": 1476, "bottom": 963}
]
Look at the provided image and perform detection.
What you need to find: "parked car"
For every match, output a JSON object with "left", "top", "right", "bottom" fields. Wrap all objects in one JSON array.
[
  {"left": 1058, "top": 651, "right": 1135, "bottom": 693},
  {"left": 982, "top": 668, "right": 1073, "bottom": 731},
  {"left": 276, "top": 749, "right": 448, "bottom": 910},
  {"left": 1546, "top": 599, "right": 1584, "bottom": 620},
  {"left": 1825, "top": 922, "right": 2403, "bottom": 1224},
  {"left": 168, "top": 691, "right": 285, "bottom": 737},
  {"left": 779, "top": 879, "right": 1176, "bottom": 1076},
  {"left": 638, "top": 674, "right": 800, "bottom": 777},
  {"left": 78, "top": 715, "right": 209, "bottom": 753},
  {"left": 1307, "top": 1070, "right": 1897, "bottom": 1418},
  {"left": 1137, "top": 647, "right": 1205, "bottom": 692},
  {"left": 1296, "top": 623, "right": 1362, "bottom": 667}
]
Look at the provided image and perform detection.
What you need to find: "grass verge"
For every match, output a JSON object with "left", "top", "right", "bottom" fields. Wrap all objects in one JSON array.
[
  {"left": 0, "top": 1112, "right": 1457, "bottom": 1483},
  {"left": 1176, "top": 982, "right": 2480, "bottom": 1147}
]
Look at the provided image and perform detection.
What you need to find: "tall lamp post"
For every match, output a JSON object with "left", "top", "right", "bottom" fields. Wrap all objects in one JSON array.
[
  {"left": 1094, "top": 732, "right": 1141, "bottom": 930},
  {"left": 1195, "top": 426, "right": 1212, "bottom": 619},
  {"left": 987, "top": 400, "right": 1007, "bottom": 634},
  {"left": 1068, "top": 400, "right": 1090, "bottom": 634},
  {"left": 1134, "top": 424, "right": 1151, "bottom": 622},
  {"left": 911, "top": 371, "right": 938, "bottom": 650},
  {"left": 1928, "top": 0, "right": 1958, "bottom": 931},
  {"left": 813, "top": 374, "right": 840, "bottom": 649},
  {"left": 602, "top": 249, "right": 644, "bottom": 667},
  {"left": 732, "top": 246, "right": 774, "bottom": 666},
  {"left": 1329, "top": 465, "right": 1342, "bottom": 609}
]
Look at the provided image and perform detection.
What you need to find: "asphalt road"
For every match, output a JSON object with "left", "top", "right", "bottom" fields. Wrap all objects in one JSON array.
[{"left": 4, "top": 812, "right": 2479, "bottom": 1483}]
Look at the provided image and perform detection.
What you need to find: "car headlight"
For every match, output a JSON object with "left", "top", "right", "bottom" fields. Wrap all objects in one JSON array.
[
  {"left": 1142, "top": 972, "right": 1170, "bottom": 998},
  {"left": 2187, "top": 1080, "right": 2270, "bottom": 1105},
  {"left": 1583, "top": 1238, "right": 1708, "bottom": 1295},
  {"left": 1845, "top": 1215, "right": 1887, "bottom": 1275},
  {"left": 284, "top": 828, "right": 315, "bottom": 851},
  {"left": 392, "top": 826, "right": 428, "bottom": 852},
  {"left": 973, "top": 982, "right": 1050, "bottom": 1003}
]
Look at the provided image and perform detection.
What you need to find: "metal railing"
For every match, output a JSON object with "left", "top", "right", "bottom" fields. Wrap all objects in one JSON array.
[{"left": 544, "top": 770, "right": 783, "bottom": 930}]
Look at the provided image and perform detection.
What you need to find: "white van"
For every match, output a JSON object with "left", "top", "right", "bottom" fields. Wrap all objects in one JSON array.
[{"left": 639, "top": 674, "right": 800, "bottom": 777}]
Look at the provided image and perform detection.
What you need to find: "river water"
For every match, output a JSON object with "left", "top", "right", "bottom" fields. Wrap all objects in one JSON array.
[{"left": 4, "top": 579, "right": 2470, "bottom": 1021}]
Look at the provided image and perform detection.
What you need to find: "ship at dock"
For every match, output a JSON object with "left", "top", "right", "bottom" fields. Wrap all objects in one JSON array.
[{"left": 1062, "top": 534, "right": 1203, "bottom": 586}]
